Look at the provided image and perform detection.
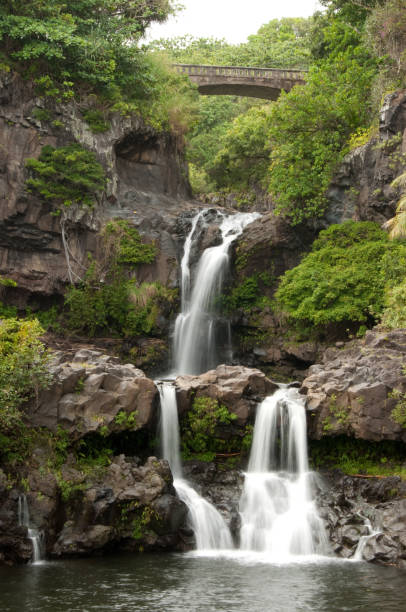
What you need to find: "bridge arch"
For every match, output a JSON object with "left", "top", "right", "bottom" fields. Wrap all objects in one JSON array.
[{"left": 174, "top": 64, "right": 307, "bottom": 100}]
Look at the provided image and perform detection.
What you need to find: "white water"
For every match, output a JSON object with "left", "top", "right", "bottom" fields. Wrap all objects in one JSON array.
[
  {"left": 158, "top": 382, "right": 233, "bottom": 550},
  {"left": 239, "top": 387, "right": 329, "bottom": 559},
  {"left": 352, "top": 515, "right": 381, "bottom": 561},
  {"left": 18, "top": 494, "right": 44, "bottom": 564},
  {"left": 173, "top": 210, "right": 260, "bottom": 375}
]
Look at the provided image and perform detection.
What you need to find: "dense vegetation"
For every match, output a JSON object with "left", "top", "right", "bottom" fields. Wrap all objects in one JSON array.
[
  {"left": 154, "top": 0, "right": 406, "bottom": 221},
  {"left": 25, "top": 144, "right": 106, "bottom": 211},
  {"left": 64, "top": 219, "right": 176, "bottom": 338},
  {"left": 0, "top": 0, "right": 197, "bottom": 131},
  {"left": 0, "top": 318, "right": 51, "bottom": 435},
  {"left": 275, "top": 221, "right": 406, "bottom": 336}
]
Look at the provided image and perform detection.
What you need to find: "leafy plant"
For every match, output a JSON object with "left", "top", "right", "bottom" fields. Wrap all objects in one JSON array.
[
  {"left": 25, "top": 144, "right": 106, "bottom": 210},
  {"left": 181, "top": 396, "right": 237, "bottom": 460},
  {"left": 275, "top": 221, "right": 406, "bottom": 336},
  {"left": 0, "top": 318, "right": 51, "bottom": 434}
]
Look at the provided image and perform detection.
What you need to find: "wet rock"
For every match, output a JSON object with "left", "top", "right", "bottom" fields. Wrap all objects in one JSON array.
[
  {"left": 315, "top": 471, "right": 406, "bottom": 567},
  {"left": 52, "top": 456, "right": 188, "bottom": 557}
]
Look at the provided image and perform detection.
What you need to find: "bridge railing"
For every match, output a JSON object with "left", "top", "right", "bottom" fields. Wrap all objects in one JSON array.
[{"left": 174, "top": 64, "right": 307, "bottom": 81}]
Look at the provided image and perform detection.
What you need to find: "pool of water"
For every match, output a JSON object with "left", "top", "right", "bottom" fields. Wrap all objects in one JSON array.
[{"left": 1, "top": 552, "right": 406, "bottom": 612}]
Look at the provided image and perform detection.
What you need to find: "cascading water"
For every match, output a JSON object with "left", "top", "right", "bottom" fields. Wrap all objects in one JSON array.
[
  {"left": 156, "top": 210, "right": 259, "bottom": 551},
  {"left": 239, "top": 387, "right": 329, "bottom": 559},
  {"left": 159, "top": 209, "right": 329, "bottom": 561},
  {"left": 352, "top": 515, "right": 381, "bottom": 561},
  {"left": 18, "top": 494, "right": 44, "bottom": 564},
  {"left": 157, "top": 382, "right": 233, "bottom": 550},
  {"left": 173, "top": 210, "right": 260, "bottom": 375}
]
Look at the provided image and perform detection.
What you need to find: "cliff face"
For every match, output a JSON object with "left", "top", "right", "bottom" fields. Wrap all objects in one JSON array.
[
  {"left": 0, "top": 72, "right": 194, "bottom": 306},
  {"left": 324, "top": 90, "right": 406, "bottom": 227}
]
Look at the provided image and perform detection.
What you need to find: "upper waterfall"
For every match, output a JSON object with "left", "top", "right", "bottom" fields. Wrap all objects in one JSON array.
[{"left": 172, "top": 210, "right": 260, "bottom": 376}]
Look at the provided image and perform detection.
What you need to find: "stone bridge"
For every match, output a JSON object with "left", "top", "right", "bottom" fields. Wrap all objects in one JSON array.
[{"left": 174, "top": 64, "right": 307, "bottom": 100}]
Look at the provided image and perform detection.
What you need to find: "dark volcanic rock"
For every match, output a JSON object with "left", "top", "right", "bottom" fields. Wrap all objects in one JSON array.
[
  {"left": 324, "top": 90, "right": 406, "bottom": 227},
  {"left": 316, "top": 471, "right": 406, "bottom": 567},
  {"left": 51, "top": 456, "right": 188, "bottom": 557},
  {"left": 0, "top": 71, "right": 196, "bottom": 304},
  {"left": 302, "top": 329, "right": 406, "bottom": 442}
]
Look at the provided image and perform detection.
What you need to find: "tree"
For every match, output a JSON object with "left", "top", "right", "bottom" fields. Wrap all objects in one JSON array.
[{"left": 0, "top": 0, "right": 177, "bottom": 102}]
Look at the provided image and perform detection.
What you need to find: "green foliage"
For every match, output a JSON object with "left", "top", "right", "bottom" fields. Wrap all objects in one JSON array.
[
  {"left": 220, "top": 274, "right": 273, "bottom": 314},
  {"left": 181, "top": 396, "right": 237, "bottom": 461},
  {"left": 63, "top": 218, "right": 168, "bottom": 337},
  {"left": 276, "top": 221, "right": 406, "bottom": 334},
  {"left": 31, "top": 108, "right": 52, "bottom": 122},
  {"left": 114, "top": 410, "right": 138, "bottom": 429},
  {"left": 152, "top": 18, "right": 312, "bottom": 69},
  {"left": 0, "top": 318, "right": 51, "bottom": 434},
  {"left": 0, "top": 0, "right": 175, "bottom": 101},
  {"left": 25, "top": 144, "right": 106, "bottom": 210},
  {"left": 0, "top": 301, "right": 18, "bottom": 318},
  {"left": 65, "top": 274, "right": 173, "bottom": 338},
  {"left": 366, "top": 0, "right": 406, "bottom": 75},
  {"left": 309, "top": 435, "right": 406, "bottom": 479},
  {"left": 383, "top": 171, "right": 406, "bottom": 240},
  {"left": 0, "top": 276, "right": 17, "bottom": 288},
  {"left": 102, "top": 220, "right": 157, "bottom": 266},
  {"left": 210, "top": 106, "right": 272, "bottom": 190},
  {"left": 381, "top": 279, "right": 406, "bottom": 329},
  {"left": 153, "top": 18, "right": 313, "bottom": 194},
  {"left": 82, "top": 109, "right": 110, "bottom": 133},
  {"left": 389, "top": 389, "right": 406, "bottom": 428},
  {"left": 267, "top": 55, "right": 377, "bottom": 223}
]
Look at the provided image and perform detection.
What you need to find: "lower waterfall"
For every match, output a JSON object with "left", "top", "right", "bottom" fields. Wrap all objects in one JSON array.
[
  {"left": 239, "top": 387, "right": 329, "bottom": 559},
  {"left": 157, "top": 382, "right": 233, "bottom": 551},
  {"left": 18, "top": 494, "right": 44, "bottom": 564},
  {"left": 158, "top": 381, "right": 329, "bottom": 560}
]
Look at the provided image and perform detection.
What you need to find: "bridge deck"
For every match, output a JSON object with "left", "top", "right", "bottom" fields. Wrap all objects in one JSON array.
[{"left": 174, "top": 64, "right": 307, "bottom": 81}]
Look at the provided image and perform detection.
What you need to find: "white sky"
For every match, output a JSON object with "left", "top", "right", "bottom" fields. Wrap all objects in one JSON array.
[{"left": 146, "top": 0, "right": 322, "bottom": 44}]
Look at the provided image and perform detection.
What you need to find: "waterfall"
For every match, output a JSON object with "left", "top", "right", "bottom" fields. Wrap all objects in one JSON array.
[
  {"left": 239, "top": 387, "right": 329, "bottom": 559},
  {"left": 158, "top": 382, "right": 233, "bottom": 550},
  {"left": 18, "top": 494, "right": 44, "bottom": 564},
  {"left": 173, "top": 210, "right": 260, "bottom": 375},
  {"left": 352, "top": 515, "right": 381, "bottom": 561}
]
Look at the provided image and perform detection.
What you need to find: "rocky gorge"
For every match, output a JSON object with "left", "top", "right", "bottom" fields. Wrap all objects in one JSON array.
[{"left": 1, "top": 65, "right": 406, "bottom": 573}]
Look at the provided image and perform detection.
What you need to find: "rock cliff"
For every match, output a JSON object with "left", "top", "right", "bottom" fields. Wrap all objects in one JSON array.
[{"left": 0, "top": 71, "right": 195, "bottom": 306}]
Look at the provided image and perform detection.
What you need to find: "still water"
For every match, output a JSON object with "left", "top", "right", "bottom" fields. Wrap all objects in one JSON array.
[{"left": 1, "top": 553, "right": 406, "bottom": 612}]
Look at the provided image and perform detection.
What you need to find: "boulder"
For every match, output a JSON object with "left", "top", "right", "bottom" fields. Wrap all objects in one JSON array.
[
  {"left": 302, "top": 329, "right": 406, "bottom": 442},
  {"left": 52, "top": 456, "right": 188, "bottom": 557},
  {"left": 25, "top": 349, "right": 158, "bottom": 438},
  {"left": 175, "top": 364, "right": 278, "bottom": 425}
]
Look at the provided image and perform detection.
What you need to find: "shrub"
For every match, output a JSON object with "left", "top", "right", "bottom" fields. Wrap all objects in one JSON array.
[
  {"left": 102, "top": 220, "right": 156, "bottom": 267},
  {"left": 381, "top": 280, "right": 406, "bottom": 329},
  {"left": 276, "top": 221, "right": 406, "bottom": 334},
  {"left": 25, "top": 144, "right": 106, "bottom": 210},
  {"left": 0, "top": 318, "right": 51, "bottom": 433},
  {"left": 181, "top": 396, "right": 237, "bottom": 461}
]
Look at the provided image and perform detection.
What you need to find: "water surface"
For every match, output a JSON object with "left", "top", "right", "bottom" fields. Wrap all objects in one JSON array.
[{"left": 1, "top": 553, "right": 406, "bottom": 612}]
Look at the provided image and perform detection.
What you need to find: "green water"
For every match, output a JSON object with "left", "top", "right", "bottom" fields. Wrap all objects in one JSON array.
[{"left": 0, "top": 553, "right": 406, "bottom": 612}]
